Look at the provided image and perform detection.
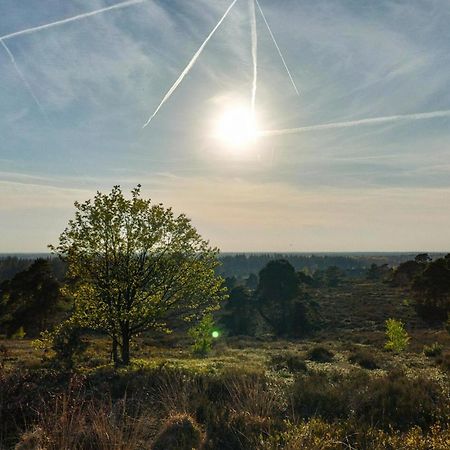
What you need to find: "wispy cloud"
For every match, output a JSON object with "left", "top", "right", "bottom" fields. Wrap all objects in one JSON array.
[
  {"left": 0, "top": 39, "right": 46, "bottom": 116},
  {"left": 143, "top": 0, "right": 239, "bottom": 127},
  {"left": 0, "top": 0, "right": 145, "bottom": 41},
  {"left": 262, "top": 109, "right": 450, "bottom": 136}
]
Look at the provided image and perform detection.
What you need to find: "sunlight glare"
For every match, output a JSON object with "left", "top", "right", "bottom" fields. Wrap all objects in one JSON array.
[{"left": 215, "top": 106, "right": 259, "bottom": 148}]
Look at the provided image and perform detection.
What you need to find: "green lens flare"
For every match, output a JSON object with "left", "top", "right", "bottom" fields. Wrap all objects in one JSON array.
[{"left": 212, "top": 330, "right": 220, "bottom": 339}]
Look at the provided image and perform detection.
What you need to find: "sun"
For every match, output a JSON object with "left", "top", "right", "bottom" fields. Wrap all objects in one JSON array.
[{"left": 214, "top": 106, "right": 259, "bottom": 148}]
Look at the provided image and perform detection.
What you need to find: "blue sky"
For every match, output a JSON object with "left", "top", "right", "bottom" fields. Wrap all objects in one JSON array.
[{"left": 1, "top": 0, "right": 450, "bottom": 252}]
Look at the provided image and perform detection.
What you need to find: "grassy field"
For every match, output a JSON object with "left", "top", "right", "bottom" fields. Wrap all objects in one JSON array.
[{"left": 1, "top": 280, "right": 449, "bottom": 449}]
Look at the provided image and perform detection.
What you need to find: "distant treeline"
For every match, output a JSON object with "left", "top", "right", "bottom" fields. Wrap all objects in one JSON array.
[
  {"left": 0, "top": 256, "right": 66, "bottom": 283},
  {"left": 217, "top": 253, "right": 433, "bottom": 278},
  {"left": 1, "top": 253, "right": 444, "bottom": 282}
]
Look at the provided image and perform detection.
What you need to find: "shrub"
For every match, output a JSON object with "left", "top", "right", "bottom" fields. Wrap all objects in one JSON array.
[
  {"left": 384, "top": 318, "right": 410, "bottom": 352},
  {"left": 33, "top": 322, "right": 87, "bottom": 369},
  {"left": 269, "top": 352, "right": 307, "bottom": 373},
  {"left": 423, "top": 342, "right": 443, "bottom": 357},
  {"left": 290, "top": 371, "right": 352, "bottom": 420},
  {"left": 189, "top": 314, "right": 215, "bottom": 357},
  {"left": 0, "top": 343, "right": 9, "bottom": 368},
  {"left": 436, "top": 350, "right": 450, "bottom": 372},
  {"left": 152, "top": 414, "right": 205, "bottom": 450},
  {"left": 305, "top": 346, "right": 334, "bottom": 363},
  {"left": 11, "top": 326, "right": 26, "bottom": 340},
  {"left": 348, "top": 348, "right": 379, "bottom": 370},
  {"left": 206, "top": 412, "right": 272, "bottom": 450},
  {"left": 290, "top": 369, "right": 448, "bottom": 431},
  {"left": 261, "top": 420, "right": 450, "bottom": 450},
  {"left": 354, "top": 369, "right": 447, "bottom": 431}
]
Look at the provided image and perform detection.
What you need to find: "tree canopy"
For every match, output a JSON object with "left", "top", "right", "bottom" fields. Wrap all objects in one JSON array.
[
  {"left": 0, "top": 259, "right": 61, "bottom": 337},
  {"left": 51, "top": 185, "right": 226, "bottom": 365}
]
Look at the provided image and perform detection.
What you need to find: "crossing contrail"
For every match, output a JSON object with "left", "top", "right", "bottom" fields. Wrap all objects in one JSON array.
[
  {"left": 0, "top": 39, "right": 47, "bottom": 116},
  {"left": 143, "top": 0, "right": 239, "bottom": 128},
  {"left": 259, "top": 110, "right": 450, "bottom": 137},
  {"left": 0, "top": 0, "right": 145, "bottom": 41},
  {"left": 249, "top": 0, "right": 258, "bottom": 118},
  {"left": 255, "top": 0, "right": 299, "bottom": 96}
]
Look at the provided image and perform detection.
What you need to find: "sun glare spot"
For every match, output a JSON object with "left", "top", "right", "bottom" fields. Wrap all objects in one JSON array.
[{"left": 215, "top": 106, "right": 259, "bottom": 148}]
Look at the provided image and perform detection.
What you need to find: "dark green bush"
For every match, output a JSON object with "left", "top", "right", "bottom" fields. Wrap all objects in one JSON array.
[
  {"left": 423, "top": 342, "right": 443, "bottom": 357},
  {"left": 290, "top": 371, "right": 357, "bottom": 420},
  {"left": 436, "top": 350, "right": 450, "bottom": 372},
  {"left": 269, "top": 352, "right": 307, "bottom": 373},
  {"left": 353, "top": 369, "right": 447, "bottom": 431},
  {"left": 348, "top": 348, "right": 379, "bottom": 369},
  {"left": 290, "top": 369, "right": 448, "bottom": 431},
  {"left": 306, "top": 345, "right": 334, "bottom": 363},
  {"left": 205, "top": 411, "right": 272, "bottom": 450},
  {"left": 152, "top": 413, "right": 205, "bottom": 450}
]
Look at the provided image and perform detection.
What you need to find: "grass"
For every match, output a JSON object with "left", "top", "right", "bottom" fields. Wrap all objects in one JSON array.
[{"left": 1, "top": 279, "right": 449, "bottom": 449}]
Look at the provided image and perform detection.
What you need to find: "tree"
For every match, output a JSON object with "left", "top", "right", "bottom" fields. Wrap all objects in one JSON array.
[
  {"left": 366, "top": 263, "right": 391, "bottom": 281},
  {"left": 412, "top": 255, "right": 450, "bottom": 322},
  {"left": 255, "top": 260, "right": 298, "bottom": 335},
  {"left": 391, "top": 259, "right": 422, "bottom": 286},
  {"left": 50, "top": 185, "right": 226, "bottom": 366},
  {"left": 221, "top": 285, "right": 255, "bottom": 336},
  {"left": 245, "top": 273, "right": 258, "bottom": 290},
  {"left": 384, "top": 318, "right": 410, "bottom": 352},
  {"left": 188, "top": 314, "right": 215, "bottom": 357},
  {"left": 0, "top": 259, "right": 61, "bottom": 337}
]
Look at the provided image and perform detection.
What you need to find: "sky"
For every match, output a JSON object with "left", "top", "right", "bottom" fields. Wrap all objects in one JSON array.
[{"left": 1, "top": 0, "right": 450, "bottom": 253}]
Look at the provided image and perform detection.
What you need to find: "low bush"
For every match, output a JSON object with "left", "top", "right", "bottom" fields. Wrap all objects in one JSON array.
[
  {"left": 290, "top": 371, "right": 354, "bottom": 420},
  {"left": 384, "top": 318, "right": 410, "bottom": 352},
  {"left": 189, "top": 315, "right": 215, "bottom": 357},
  {"left": 261, "top": 420, "right": 450, "bottom": 450},
  {"left": 353, "top": 369, "right": 447, "bottom": 431},
  {"left": 153, "top": 413, "right": 205, "bottom": 450},
  {"left": 423, "top": 342, "right": 443, "bottom": 357},
  {"left": 205, "top": 412, "right": 272, "bottom": 450},
  {"left": 290, "top": 368, "right": 448, "bottom": 431},
  {"left": 269, "top": 352, "right": 307, "bottom": 373},
  {"left": 305, "top": 346, "right": 334, "bottom": 363},
  {"left": 436, "top": 350, "right": 450, "bottom": 372},
  {"left": 348, "top": 348, "right": 379, "bottom": 369}
]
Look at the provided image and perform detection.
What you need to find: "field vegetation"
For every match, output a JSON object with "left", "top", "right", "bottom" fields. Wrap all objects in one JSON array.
[{"left": 1, "top": 187, "right": 449, "bottom": 449}]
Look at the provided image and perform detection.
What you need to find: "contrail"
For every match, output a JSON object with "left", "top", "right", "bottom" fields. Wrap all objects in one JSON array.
[
  {"left": 249, "top": 0, "right": 258, "bottom": 118},
  {"left": 0, "top": 0, "right": 145, "bottom": 41},
  {"left": 255, "top": 0, "right": 299, "bottom": 96},
  {"left": 143, "top": 0, "right": 239, "bottom": 128},
  {"left": 259, "top": 110, "right": 450, "bottom": 137},
  {"left": 0, "top": 39, "right": 47, "bottom": 117}
]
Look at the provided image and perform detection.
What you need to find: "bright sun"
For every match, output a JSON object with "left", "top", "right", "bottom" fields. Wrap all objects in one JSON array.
[{"left": 215, "top": 106, "right": 259, "bottom": 148}]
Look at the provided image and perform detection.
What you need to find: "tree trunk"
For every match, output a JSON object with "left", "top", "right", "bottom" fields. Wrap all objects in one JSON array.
[
  {"left": 121, "top": 329, "right": 130, "bottom": 365},
  {"left": 112, "top": 335, "right": 119, "bottom": 368}
]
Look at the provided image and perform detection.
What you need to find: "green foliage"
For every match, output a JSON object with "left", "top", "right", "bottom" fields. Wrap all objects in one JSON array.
[
  {"left": 384, "top": 318, "right": 410, "bottom": 352},
  {"left": 423, "top": 342, "right": 443, "bottom": 357},
  {"left": 50, "top": 185, "right": 226, "bottom": 365},
  {"left": 189, "top": 314, "right": 215, "bottom": 357},
  {"left": 33, "top": 322, "right": 87, "bottom": 368}
]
